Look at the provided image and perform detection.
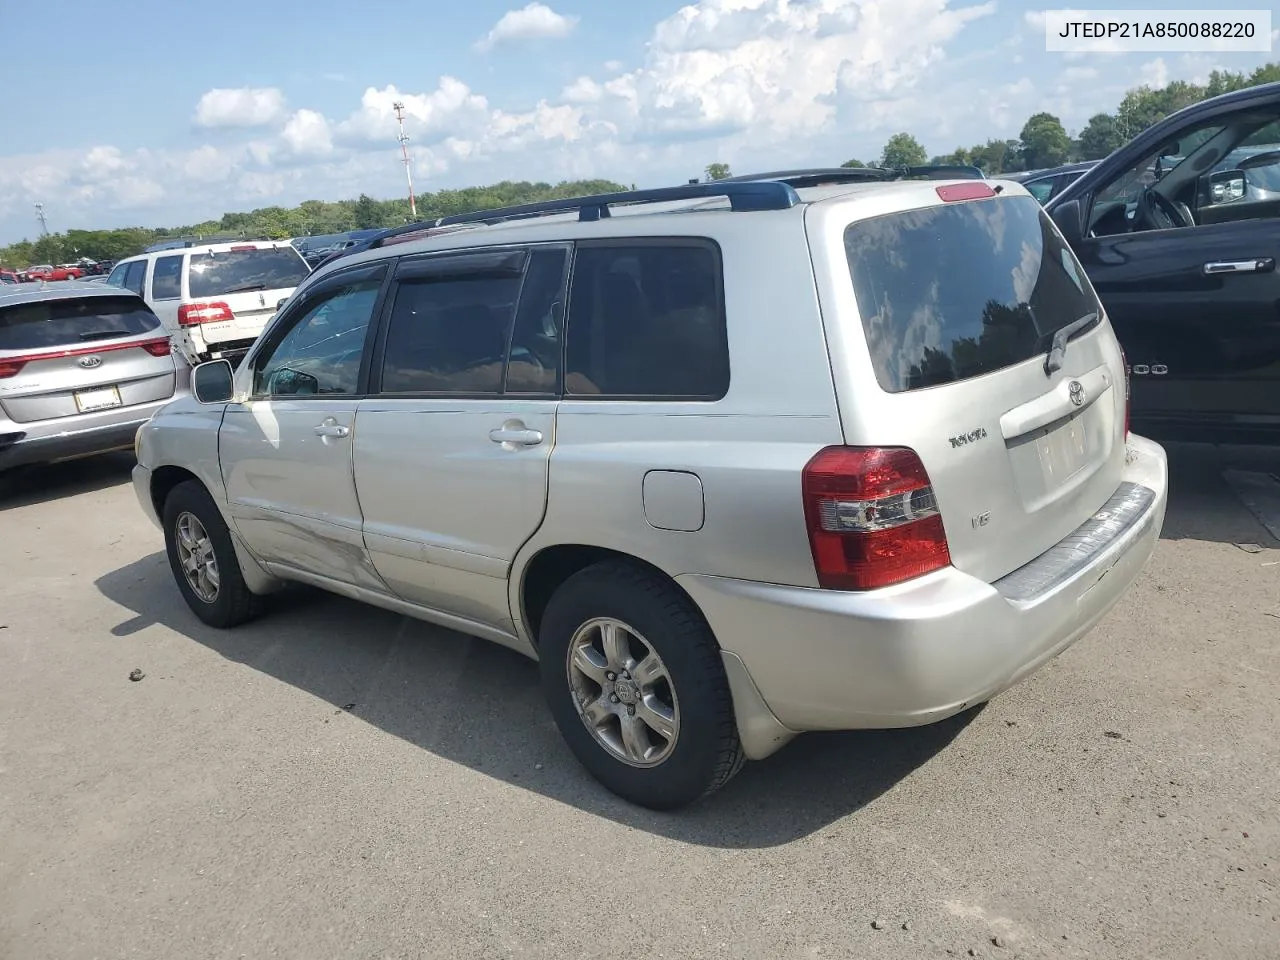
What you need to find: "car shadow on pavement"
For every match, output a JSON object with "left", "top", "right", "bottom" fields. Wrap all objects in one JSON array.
[
  {"left": 1158, "top": 443, "right": 1280, "bottom": 548},
  {"left": 96, "top": 552, "right": 979, "bottom": 848},
  {"left": 0, "top": 452, "right": 137, "bottom": 511}
]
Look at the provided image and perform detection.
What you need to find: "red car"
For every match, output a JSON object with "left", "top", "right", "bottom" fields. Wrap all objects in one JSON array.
[{"left": 24, "top": 264, "right": 83, "bottom": 281}]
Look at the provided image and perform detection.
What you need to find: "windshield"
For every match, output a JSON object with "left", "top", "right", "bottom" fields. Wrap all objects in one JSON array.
[
  {"left": 187, "top": 248, "right": 310, "bottom": 299},
  {"left": 0, "top": 295, "right": 161, "bottom": 350},
  {"left": 846, "top": 195, "right": 1102, "bottom": 393}
]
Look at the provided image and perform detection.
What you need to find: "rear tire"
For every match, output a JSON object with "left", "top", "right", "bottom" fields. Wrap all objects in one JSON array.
[
  {"left": 162, "top": 480, "right": 263, "bottom": 629},
  {"left": 539, "top": 560, "right": 745, "bottom": 810}
]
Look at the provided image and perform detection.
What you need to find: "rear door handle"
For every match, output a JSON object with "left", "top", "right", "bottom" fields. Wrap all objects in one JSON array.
[
  {"left": 314, "top": 420, "right": 350, "bottom": 438},
  {"left": 1203, "top": 257, "right": 1275, "bottom": 275},
  {"left": 489, "top": 426, "right": 543, "bottom": 446}
]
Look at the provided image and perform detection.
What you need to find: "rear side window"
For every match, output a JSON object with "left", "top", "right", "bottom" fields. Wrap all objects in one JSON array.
[
  {"left": 845, "top": 195, "right": 1103, "bottom": 393},
  {"left": 564, "top": 241, "right": 728, "bottom": 399},
  {"left": 188, "top": 248, "right": 310, "bottom": 299},
  {"left": 0, "top": 296, "right": 161, "bottom": 350},
  {"left": 151, "top": 255, "right": 183, "bottom": 299}
]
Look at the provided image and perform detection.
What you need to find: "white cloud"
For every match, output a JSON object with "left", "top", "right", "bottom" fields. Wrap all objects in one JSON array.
[
  {"left": 194, "top": 87, "right": 287, "bottom": 128},
  {"left": 281, "top": 109, "right": 334, "bottom": 156},
  {"left": 1139, "top": 58, "right": 1170, "bottom": 89},
  {"left": 475, "top": 3, "right": 579, "bottom": 52},
  {"left": 336, "top": 79, "right": 490, "bottom": 146},
  {"left": 8, "top": 0, "right": 1280, "bottom": 243},
  {"left": 562, "top": 76, "right": 604, "bottom": 103}
]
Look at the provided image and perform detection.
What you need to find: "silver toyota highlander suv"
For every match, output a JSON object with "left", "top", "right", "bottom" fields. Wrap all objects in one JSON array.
[{"left": 131, "top": 176, "right": 1169, "bottom": 809}]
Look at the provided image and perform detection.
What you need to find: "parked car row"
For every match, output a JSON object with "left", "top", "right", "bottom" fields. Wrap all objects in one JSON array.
[{"left": 0, "top": 259, "right": 114, "bottom": 283}]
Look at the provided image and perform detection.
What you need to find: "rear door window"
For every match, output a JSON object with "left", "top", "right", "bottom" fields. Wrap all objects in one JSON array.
[
  {"left": 845, "top": 195, "right": 1102, "bottom": 393},
  {"left": 151, "top": 255, "right": 184, "bottom": 299},
  {"left": 378, "top": 265, "right": 523, "bottom": 396},
  {"left": 0, "top": 296, "right": 161, "bottom": 350},
  {"left": 188, "top": 248, "right": 310, "bottom": 299}
]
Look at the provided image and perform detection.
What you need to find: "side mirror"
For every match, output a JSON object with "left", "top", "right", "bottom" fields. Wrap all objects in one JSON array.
[
  {"left": 1050, "top": 198, "right": 1085, "bottom": 248},
  {"left": 277, "top": 297, "right": 289, "bottom": 310},
  {"left": 1205, "top": 169, "right": 1248, "bottom": 205},
  {"left": 192, "top": 359, "right": 234, "bottom": 404}
]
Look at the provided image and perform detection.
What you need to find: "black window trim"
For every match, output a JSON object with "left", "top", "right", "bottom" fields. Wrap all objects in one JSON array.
[
  {"left": 367, "top": 242, "right": 572, "bottom": 401},
  {"left": 150, "top": 253, "right": 185, "bottom": 301},
  {"left": 246, "top": 260, "right": 393, "bottom": 402},
  {"left": 562, "top": 235, "right": 730, "bottom": 404}
]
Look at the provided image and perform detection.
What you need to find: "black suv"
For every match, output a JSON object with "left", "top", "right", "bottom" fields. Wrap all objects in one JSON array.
[{"left": 1044, "top": 81, "right": 1280, "bottom": 445}]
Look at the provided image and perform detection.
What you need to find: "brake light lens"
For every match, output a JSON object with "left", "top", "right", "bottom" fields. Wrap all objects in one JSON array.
[
  {"left": 140, "top": 339, "right": 172, "bottom": 357},
  {"left": 0, "top": 359, "right": 25, "bottom": 378},
  {"left": 802, "top": 446, "right": 952, "bottom": 590},
  {"left": 936, "top": 182, "right": 996, "bottom": 202},
  {"left": 178, "top": 301, "right": 234, "bottom": 327}
]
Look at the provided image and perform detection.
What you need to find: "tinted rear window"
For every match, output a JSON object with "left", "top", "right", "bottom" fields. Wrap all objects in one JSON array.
[
  {"left": 188, "top": 248, "right": 309, "bottom": 299},
  {"left": 845, "top": 195, "right": 1102, "bottom": 393},
  {"left": 0, "top": 296, "right": 161, "bottom": 350}
]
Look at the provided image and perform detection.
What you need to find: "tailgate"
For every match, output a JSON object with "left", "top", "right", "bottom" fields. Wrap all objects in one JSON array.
[
  {"left": 0, "top": 296, "right": 177, "bottom": 423},
  {"left": 186, "top": 246, "right": 309, "bottom": 345},
  {"left": 818, "top": 188, "right": 1129, "bottom": 584}
]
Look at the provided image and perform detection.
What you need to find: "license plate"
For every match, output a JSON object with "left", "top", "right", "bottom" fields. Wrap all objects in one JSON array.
[
  {"left": 74, "top": 385, "right": 122, "bottom": 413},
  {"left": 1034, "top": 416, "right": 1090, "bottom": 482}
]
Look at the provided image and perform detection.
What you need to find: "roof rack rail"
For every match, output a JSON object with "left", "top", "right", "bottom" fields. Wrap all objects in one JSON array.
[
  {"left": 429, "top": 181, "right": 801, "bottom": 229},
  {"left": 722, "top": 165, "right": 986, "bottom": 188},
  {"left": 313, "top": 181, "right": 801, "bottom": 270}
]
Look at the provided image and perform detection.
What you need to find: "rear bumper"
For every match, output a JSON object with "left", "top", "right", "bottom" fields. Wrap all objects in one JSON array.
[
  {"left": 679, "top": 434, "right": 1168, "bottom": 735},
  {"left": 0, "top": 416, "right": 149, "bottom": 470}
]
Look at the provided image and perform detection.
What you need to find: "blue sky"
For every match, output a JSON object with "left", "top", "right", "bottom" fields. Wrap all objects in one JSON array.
[{"left": 1, "top": 0, "right": 1275, "bottom": 243}]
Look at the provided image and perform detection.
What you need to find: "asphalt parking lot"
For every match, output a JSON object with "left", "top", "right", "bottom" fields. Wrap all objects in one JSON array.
[{"left": 1, "top": 444, "right": 1277, "bottom": 960}]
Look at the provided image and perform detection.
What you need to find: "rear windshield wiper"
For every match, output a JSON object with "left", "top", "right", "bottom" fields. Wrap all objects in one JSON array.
[
  {"left": 1044, "top": 312, "right": 1099, "bottom": 375},
  {"left": 222, "top": 283, "right": 266, "bottom": 294},
  {"left": 79, "top": 330, "right": 127, "bottom": 341}
]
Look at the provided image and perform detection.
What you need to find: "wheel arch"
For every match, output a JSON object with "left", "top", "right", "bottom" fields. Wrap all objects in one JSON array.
[{"left": 151, "top": 465, "right": 283, "bottom": 596}]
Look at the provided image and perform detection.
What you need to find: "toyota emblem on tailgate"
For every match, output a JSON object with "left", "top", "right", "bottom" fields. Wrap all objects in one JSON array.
[
  {"left": 78, "top": 355, "right": 102, "bottom": 368},
  {"left": 1068, "top": 380, "right": 1085, "bottom": 406}
]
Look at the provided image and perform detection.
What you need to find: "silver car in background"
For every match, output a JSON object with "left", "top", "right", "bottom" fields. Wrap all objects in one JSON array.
[{"left": 0, "top": 284, "right": 188, "bottom": 472}]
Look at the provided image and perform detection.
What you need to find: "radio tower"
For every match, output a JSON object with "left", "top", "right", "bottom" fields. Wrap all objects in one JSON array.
[
  {"left": 393, "top": 102, "right": 417, "bottom": 219},
  {"left": 35, "top": 202, "right": 49, "bottom": 237}
]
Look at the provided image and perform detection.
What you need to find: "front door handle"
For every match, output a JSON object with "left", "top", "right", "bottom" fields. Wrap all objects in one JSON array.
[
  {"left": 489, "top": 425, "right": 543, "bottom": 446},
  {"left": 314, "top": 419, "right": 350, "bottom": 439},
  {"left": 1203, "top": 257, "right": 1275, "bottom": 275}
]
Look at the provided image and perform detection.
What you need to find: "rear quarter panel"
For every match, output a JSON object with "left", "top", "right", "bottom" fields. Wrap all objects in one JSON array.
[{"left": 510, "top": 211, "right": 847, "bottom": 632}]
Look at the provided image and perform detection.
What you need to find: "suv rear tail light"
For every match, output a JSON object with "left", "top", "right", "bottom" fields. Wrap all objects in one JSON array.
[
  {"left": 802, "top": 446, "right": 952, "bottom": 591},
  {"left": 0, "top": 336, "right": 172, "bottom": 378},
  {"left": 140, "top": 339, "right": 172, "bottom": 357},
  {"left": 178, "top": 302, "right": 234, "bottom": 327}
]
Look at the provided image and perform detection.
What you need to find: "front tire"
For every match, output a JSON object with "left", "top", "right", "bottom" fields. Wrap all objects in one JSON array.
[
  {"left": 539, "top": 560, "right": 745, "bottom": 809},
  {"left": 162, "top": 480, "right": 263, "bottom": 628}
]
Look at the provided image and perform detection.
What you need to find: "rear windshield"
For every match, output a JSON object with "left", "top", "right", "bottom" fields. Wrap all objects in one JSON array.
[
  {"left": 187, "top": 248, "right": 310, "bottom": 299},
  {"left": 845, "top": 195, "right": 1102, "bottom": 393},
  {"left": 0, "top": 296, "right": 161, "bottom": 350}
]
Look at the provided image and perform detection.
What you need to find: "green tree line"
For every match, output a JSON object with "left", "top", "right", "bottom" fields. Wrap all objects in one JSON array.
[
  {"left": 842, "top": 62, "right": 1280, "bottom": 175},
  {"left": 0, "top": 179, "right": 627, "bottom": 269}
]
